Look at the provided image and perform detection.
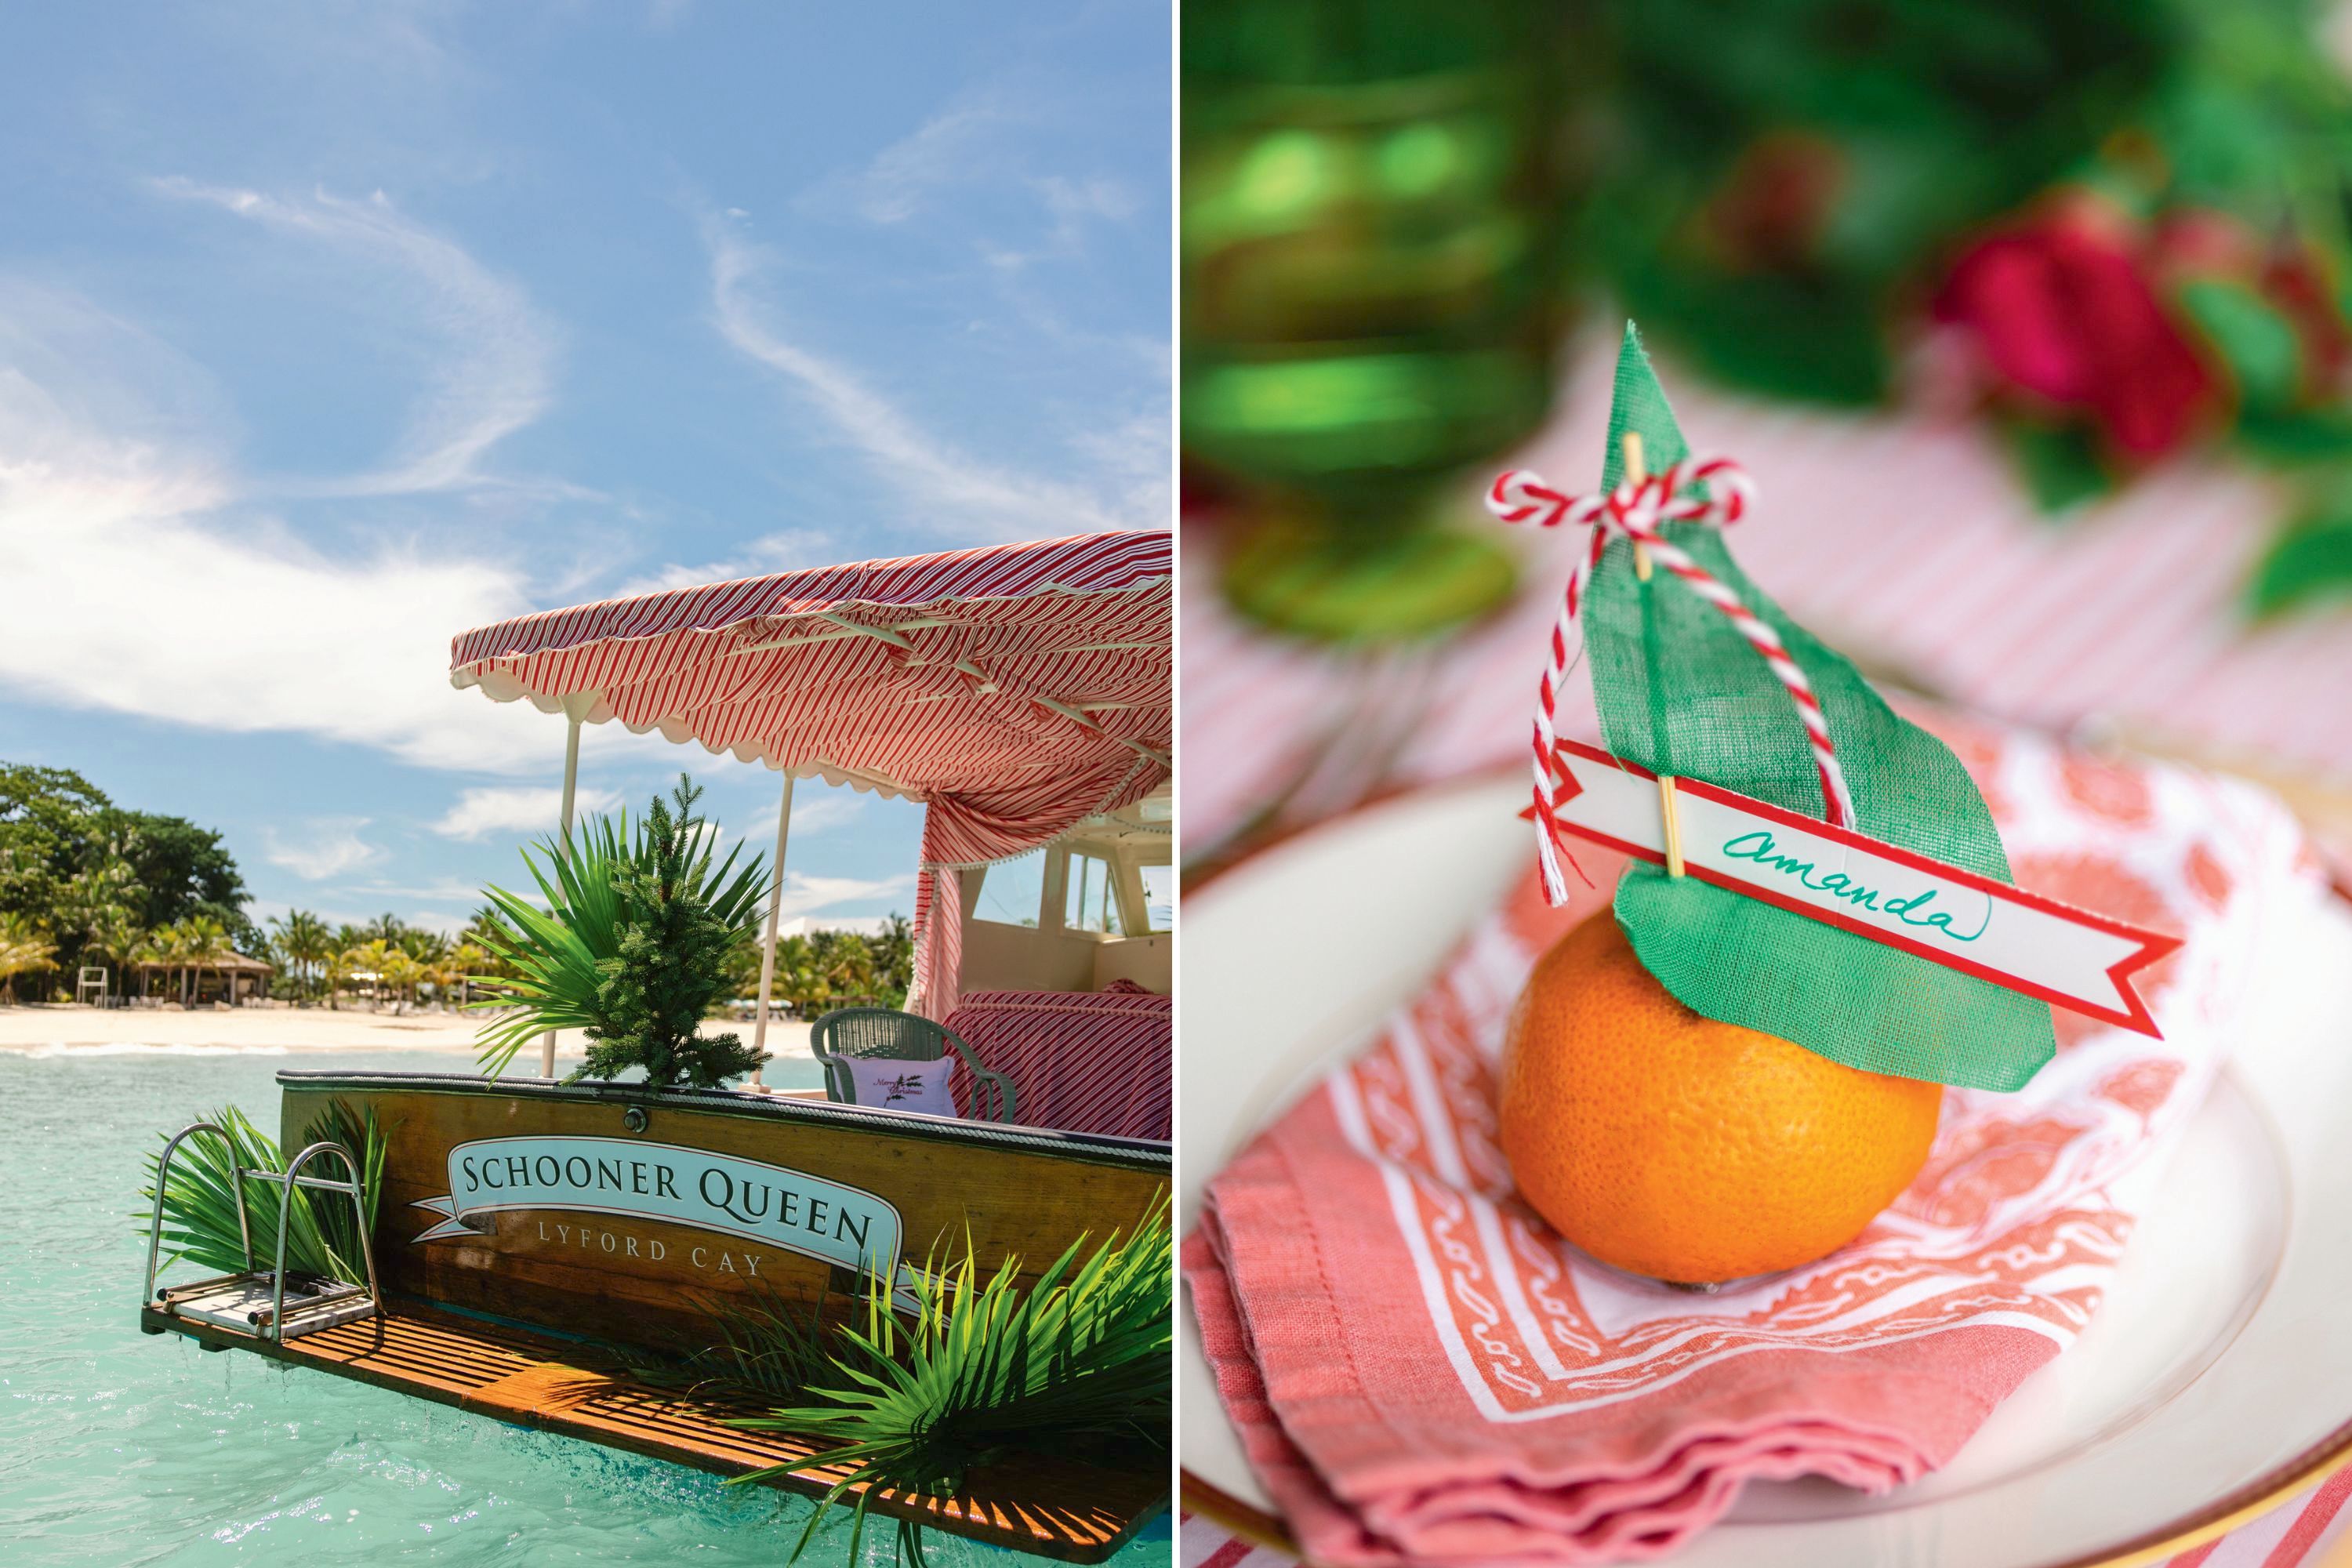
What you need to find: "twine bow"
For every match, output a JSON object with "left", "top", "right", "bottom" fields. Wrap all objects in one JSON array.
[{"left": 1487, "top": 454, "right": 1857, "bottom": 905}]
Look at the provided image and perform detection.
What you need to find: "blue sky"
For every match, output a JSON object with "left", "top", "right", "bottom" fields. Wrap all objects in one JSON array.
[{"left": 0, "top": 1, "right": 1170, "bottom": 938}]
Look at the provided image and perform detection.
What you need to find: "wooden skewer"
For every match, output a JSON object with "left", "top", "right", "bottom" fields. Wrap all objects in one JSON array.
[
  {"left": 1626, "top": 431, "right": 1676, "bottom": 872},
  {"left": 1624, "top": 432, "right": 1653, "bottom": 582},
  {"left": 1658, "top": 774, "right": 1686, "bottom": 878}
]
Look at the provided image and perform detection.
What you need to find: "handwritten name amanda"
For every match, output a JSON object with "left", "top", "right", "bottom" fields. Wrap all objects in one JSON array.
[{"left": 1719, "top": 829, "right": 1990, "bottom": 942}]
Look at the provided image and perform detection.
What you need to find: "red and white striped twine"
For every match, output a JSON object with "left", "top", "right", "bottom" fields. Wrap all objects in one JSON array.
[{"left": 1487, "top": 456, "right": 1856, "bottom": 905}]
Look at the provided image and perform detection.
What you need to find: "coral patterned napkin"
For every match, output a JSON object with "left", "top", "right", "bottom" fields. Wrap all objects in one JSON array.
[{"left": 1185, "top": 713, "right": 2324, "bottom": 1565}]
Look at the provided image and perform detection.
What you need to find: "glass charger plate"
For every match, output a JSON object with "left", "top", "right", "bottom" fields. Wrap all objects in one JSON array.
[{"left": 1179, "top": 771, "right": 2352, "bottom": 1568}]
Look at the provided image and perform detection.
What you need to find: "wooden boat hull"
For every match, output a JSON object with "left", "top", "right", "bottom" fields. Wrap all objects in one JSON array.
[{"left": 277, "top": 1069, "right": 1171, "bottom": 1356}]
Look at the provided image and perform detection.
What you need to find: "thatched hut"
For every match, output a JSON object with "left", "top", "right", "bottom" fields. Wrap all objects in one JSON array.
[{"left": 131, "top": 952, "right": 274, "bottom": 1007}]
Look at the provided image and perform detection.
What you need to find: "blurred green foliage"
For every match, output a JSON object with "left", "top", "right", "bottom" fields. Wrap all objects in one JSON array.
[{"left": 1183, "top": 0, "right": 2352, "bottom": 624}]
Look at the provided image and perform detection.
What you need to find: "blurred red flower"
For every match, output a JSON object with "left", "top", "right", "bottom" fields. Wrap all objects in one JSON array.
[
  {"left": 2154, "top": 209, "right": 2352, "bottom": 398},
  {"left": 1700, "top": 132, "right": 1844, "bottom": 273},
  {"left": 1933, "top": 205, "right": 2215, "bottom": 459}
]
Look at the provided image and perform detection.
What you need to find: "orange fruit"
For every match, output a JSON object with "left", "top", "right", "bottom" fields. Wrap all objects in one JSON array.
[{"left": 1498, "top": 910, "right": 1942, "bottom": 1284}]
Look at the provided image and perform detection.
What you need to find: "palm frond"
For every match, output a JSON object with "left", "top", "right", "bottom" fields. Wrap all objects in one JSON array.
[
  {"left": 137, "top": 1104, "right": 385, "bottom": 1286},
  {"left": 723, "top": 1203, "right": 1173, "bottom": 1564},
  {"left": 469, "top": 809, "right": 633, "bottom": 1075},
  {"left": 619, "top": 1279, "right": 839, "bottom": 1404},
  {"left": 300, "top": 1098, "right": 387, "bottom": 1279}
]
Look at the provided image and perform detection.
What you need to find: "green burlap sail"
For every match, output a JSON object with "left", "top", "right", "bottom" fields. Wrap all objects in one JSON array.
[{"left": 1584, "top": 325, "right": 2056, "bottom": 1091}]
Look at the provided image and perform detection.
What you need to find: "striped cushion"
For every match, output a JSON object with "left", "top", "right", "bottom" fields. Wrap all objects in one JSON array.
[{"left": 945, "top": 989, "right": 1171, "bottom": 1143}]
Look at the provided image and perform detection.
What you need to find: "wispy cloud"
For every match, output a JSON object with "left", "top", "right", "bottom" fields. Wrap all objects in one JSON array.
[
  {"left": 848, "top": 92, "right": 1022, "bottom": 224},
  {"left": 1067, "top": 405, "right": 1172, "bottom": 546},
  {"left": 779, "top": 786, "right": 864, "bottom": 836},
  {"left": 155, "top": 180, "right": 558, "bottom": 497},
  {"left": 611, "top": 527, "right": 835, "bottom": 597},
  {"left": 1037, "top": 175, "right": 1138, "bottom": 233},
  {"left": 264, "top": 817, "right": 382, "bottom": 880},
  {"left": 0, "top": 278, "right": 564, "bottom": 775},
  {"left": 982, "top": 175, "right": 1142, "bottom": 272},
  {"left": 349, "top": 877, "right": 499, "bottom": 906},
  {"left": 724, "top": 783, "right": 865, "bottom": 840},
  {"left": 707, "top": 223, "right": 1157, "bottom": 539},
  {"left": 0, "top": 456, "right": 553, "bottom": 772},
  {"left": 835, "top": 89, "right": 1138, "bottom": 252},
  {"left": 774, "top": 870, "right": 913, "bottom": 919},
  {"left": 0, "top": 288, "right": 898, "bottom": 782},
  {"left": 692, "top": 776, "right": 869, "bottom": 866},
  {"left": 434, "top": 775, "right": 863, "bottom": 855},
  {"left": 431, "top": 785, "right": 621, "bottom": 841}
]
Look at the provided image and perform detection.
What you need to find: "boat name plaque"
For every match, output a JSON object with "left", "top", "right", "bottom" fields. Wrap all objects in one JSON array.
[{"left": 411, "top": 1134, "right": 906, "bottom": 1286}]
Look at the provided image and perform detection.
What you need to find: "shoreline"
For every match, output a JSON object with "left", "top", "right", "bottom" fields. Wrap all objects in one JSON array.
[{"left": 0, "top": 1004, "right": 816, "bottom": 1059}]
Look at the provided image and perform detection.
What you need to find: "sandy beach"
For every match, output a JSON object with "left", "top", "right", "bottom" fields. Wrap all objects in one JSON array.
[{"left": 0, "top": 1004, "right": 816, "bottom": 1060}]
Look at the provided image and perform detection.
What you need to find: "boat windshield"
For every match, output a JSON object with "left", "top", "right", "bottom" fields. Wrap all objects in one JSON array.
[{"left": 962, "top": 786, "right": 1171, "bottom": 996}]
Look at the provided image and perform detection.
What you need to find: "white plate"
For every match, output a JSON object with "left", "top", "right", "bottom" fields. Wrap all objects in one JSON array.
[{"left": 1181, "top": 772, "right": 2352, "bottom": 1568}]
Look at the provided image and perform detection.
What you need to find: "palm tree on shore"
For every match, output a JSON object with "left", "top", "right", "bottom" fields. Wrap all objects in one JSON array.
[
  {"left": 347, "top": 938, "right": 394, "bottom": 1011},
  {"left": 771, "top": 935, "right": 829, "bottom": 1019},
  {"left": 148, "top": 923, "right": 191, "bottom": 1005},
  {"left": 825, "top": 938, "right": 878, "bottom": 1007},
  {"left": 270, "top": 910, "right": 331, "bottom": 1004},
  {"left": 449, "top": 941, "right": 489, "bottom": 1009},
  {"left": 53, "top": 858, "right": 137, "bottom": 992},
  {"left": 399, "top": 925, "right": 449, "bottom": 964},
  {"left": 321, "top": 946, "right": 358, "bottom": 1011},
  {"left": 180, "top": 916, "right": 230, "bottom": 1007},
  {"left": 82, "top": 911, "right": 145, "bottom": 1006},
  {"left": 397, "top": 928, "right": 450, "bottom": 1007},
  {"left": 0, "top": 913, "right": 56, "bottom": 1004},
  {"left": 126, "top": 931, "right": 162, "bottom": 1003},
  {"left": 378, "top": 947, "right": 423, "bottom": 1015},
  {"left": 877, "top": 912, "right": 913, "bottom": 996},
  {"left": 151, "top": 921, "right": 190, "bottom": 1005}
]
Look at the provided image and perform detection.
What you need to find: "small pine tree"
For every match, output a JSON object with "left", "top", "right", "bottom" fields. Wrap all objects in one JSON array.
[{"left": 577, "top": 777, "right": 768, "bottom": 1088}]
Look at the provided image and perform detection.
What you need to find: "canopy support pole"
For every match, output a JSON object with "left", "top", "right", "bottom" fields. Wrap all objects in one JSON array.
[
  {"left": 748, "top": 771, "right": 796, "bottom": 1092},
  {"left": 543, "top": 699, "right": 591, "bottom": 1080}
]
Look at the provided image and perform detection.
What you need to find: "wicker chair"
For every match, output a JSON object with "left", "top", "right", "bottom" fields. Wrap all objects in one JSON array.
[{"left": 808, "top": 1007, "right": 1017, "bottom": 1123}]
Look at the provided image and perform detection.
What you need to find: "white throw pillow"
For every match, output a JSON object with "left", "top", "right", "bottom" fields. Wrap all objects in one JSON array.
[{"left": 840, "top": 1055, "right": 960, "bottom": 1118}]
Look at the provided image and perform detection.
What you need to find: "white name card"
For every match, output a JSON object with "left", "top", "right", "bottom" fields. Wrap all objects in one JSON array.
[{"left": 1542, "top": 738, "right": 2178, "bottom": 1036}]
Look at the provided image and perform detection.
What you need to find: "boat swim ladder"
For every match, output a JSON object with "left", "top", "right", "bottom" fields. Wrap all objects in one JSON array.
[{"left": 142, "top": 1123, "right": 383, "bottom": 1344}]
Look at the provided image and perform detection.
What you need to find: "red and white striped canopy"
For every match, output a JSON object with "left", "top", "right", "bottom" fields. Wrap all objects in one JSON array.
[
  {"left": 451, "top": 530, "right": 1171, "bottom": 1020},
  {"left": 451, "top": 530, "right": 1170, "bottom": 806}
]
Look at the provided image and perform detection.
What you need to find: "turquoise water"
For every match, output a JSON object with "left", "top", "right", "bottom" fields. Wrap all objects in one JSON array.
[{"left": 0, "top": 1051, "right": 1171, "bottom": 1566}]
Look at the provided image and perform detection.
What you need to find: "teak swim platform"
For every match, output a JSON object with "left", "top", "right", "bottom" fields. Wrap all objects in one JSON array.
[
  {"left": 139, "top": 1301, "right": 1160, "bottom": 1559},
  {"left": 142, "top": 1070, "right": 1173, "bottom": 1562}
]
